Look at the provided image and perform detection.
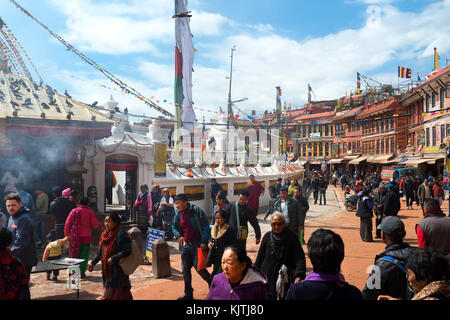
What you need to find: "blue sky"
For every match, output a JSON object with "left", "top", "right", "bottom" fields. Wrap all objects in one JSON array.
[{"left": 0, "top": 0, "right": 449, "bottom": 123}]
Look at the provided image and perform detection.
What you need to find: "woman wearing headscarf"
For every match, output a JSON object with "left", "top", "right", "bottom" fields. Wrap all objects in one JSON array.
[
  {"left": 88, "top": 212, "right": 133, "bottom": 300},
  {"left": 254, "top": 212, "right": 306, "bottom": 300},
  {"left": 206, "top": 209, "right": 235, "bottom": 278}
]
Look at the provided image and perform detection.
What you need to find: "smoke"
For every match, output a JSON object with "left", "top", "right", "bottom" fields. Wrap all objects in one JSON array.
[{"left": 0, "top": 135, "right": 82, "bottom": 196}]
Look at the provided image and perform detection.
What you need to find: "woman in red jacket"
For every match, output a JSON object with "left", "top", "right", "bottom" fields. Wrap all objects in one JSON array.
[{"left": 65, "top": 197, "right": 103, "bottom": 278}]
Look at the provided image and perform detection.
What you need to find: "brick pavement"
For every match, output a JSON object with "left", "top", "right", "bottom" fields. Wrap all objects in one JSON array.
[{"left": 29, "top": 186, "right": 437, "bottom": 300}]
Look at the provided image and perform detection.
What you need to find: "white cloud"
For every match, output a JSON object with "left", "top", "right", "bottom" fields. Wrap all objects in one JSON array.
[
  {"left": 46, "top": 0, "right": 450, "bottom": 120},
  {"left": 47, "top": 0, "right": 232, "bottom": 55}
]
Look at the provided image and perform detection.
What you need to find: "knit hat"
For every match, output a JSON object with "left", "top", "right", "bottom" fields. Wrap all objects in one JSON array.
[{"left": 62, "top": 188, "right": 71, "bottom": 198}]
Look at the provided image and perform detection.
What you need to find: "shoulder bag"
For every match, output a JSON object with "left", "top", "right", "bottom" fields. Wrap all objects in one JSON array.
[{"left": 118, "top": 229, "right": 144, "bottom": 276}]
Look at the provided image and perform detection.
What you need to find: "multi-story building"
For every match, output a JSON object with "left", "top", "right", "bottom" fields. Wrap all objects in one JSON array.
[
  {"left": 353, "top": 96, "right": 405, "bottom": 172},
  {"left": 402, "top": 65, "right": 450, "bottom": 175},
  {"left": 295, "top": 109, "right": 335, "bottom": 169}
]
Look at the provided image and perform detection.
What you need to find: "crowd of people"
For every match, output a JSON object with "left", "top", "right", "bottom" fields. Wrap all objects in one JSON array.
[
  {"left": 0, "top": 185, "right": 135, "bottom": 300},
  {"left": 1, "top": 168, "right": 449, "bottom": 301}
]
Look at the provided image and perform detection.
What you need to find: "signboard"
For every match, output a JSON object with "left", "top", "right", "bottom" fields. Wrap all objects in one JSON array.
[
  {"left": 310, "top": 132, "right": 321, "bottom": 138},
  {"left": 155, "top": 144, "right": 167, "bottom": 177},
  {"left": 424, "top": 146, "right": 440, "bottom": 153},
  {"left": 146, "top": 228, "right": 165, "bottom": 259}
]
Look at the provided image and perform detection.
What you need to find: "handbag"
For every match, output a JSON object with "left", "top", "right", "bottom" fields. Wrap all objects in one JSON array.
[
  {"left": 118, "top": 230, "right": 144, "bottom": 276},
  {"left": 235, "top": 202, "right": 248, "bottom": 240},
  {"left": 197, "top": 247, "right": 208, "bottom": 271}
]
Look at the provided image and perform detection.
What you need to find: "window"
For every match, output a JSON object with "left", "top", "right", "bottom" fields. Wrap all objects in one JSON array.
[
  {"left": 313, "top": 143, "right": 318, "bottom": 156},
  {"left": 319, "top": 142, "right": 323, "bottom": 156},
  {"left": 308, "top": 143, "right": 312, "bottom": 156},
  {"left": 390, "top": 118, "right": 395, "bottom": 130},
  {"left": 425, "top": 95, "right": 430, "bottom": 112},
  {"left": 376, "top": 120, "right": 380, "bottom": 132},
  {"left": 308, "top": 126, "right": 312, "bottom": 136},
  {"left": 352, "top": 142, "right": 356, "bottom": 152},
  {"left": 432, "top": 126, "right": 437, "bottom": 146},
  {"left": 385, "top": 120, "right": 389, "bottom": 132},
  {"left": 357, "top": 142, "right": 361, "bottom": 153},
  {"left": 319, "top": 125, "right": 323, "bottom": 136},
  {"left": 426, "top": 128, "right": 430, "bottom": 147},
  {"left": 441, "top": 125, "right": 446, "bottom": 144},
  {"left": 325, "top": 125, "right": 329, "bottom": 136},
  {"left": 302, "top": 126, "right": 307, "bottom": 137},
  {"left": 432, "top": 92, "right": 436, "bottom": 109},
  {"left": 330, "top": 125, "right": 333, "bottom": 136},
  {"left": 440, "top": 88, "right": 445, "bottom": 109},
  {"left": 302, "top": 144, "right": 306, "bottom": 156},
  {"left": 390, "top": 137, "right": 395, "bottom": 153},
  {"left": 385, "top": 139, "right": 389, "bottom": 154},
  {"left": 376, "top": 139, "right": 380, "bottom": 154},
  {"left": 381, "top": 139, "right": 384, "bottom": 154}
]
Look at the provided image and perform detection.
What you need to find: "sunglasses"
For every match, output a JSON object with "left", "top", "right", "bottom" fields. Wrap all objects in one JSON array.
[{"left": 271, "top": 222, "right": 284, "bottom": 226}]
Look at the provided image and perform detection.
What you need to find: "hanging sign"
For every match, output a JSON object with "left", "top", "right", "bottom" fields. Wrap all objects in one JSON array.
[{"left": 155, "top": 144, "right": 167, "bottom": 177}]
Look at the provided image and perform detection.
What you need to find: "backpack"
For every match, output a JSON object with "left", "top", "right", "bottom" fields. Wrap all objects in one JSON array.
[
  {"left": 378, "top": 255, "right": 414, "bottom": 299},
  {"left": 117, "top": 229, "right": 144, "bottom": 275}
]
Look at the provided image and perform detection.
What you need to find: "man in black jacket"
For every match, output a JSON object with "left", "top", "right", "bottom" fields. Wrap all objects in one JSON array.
[
  {"left": 362, "top": 216, "right": 416, "bottom": 300},
  {"left": 318, "top": 176, "right": 328, "bottom": 205},
  {"left": 226, "top": 190, "right": 261, "bottom": 249},
  {"left": 383, "top": 184, "right": 400, "bottom": 217},
  {"left": 49, "top": 186, "right": 77, "bottom": 240},
  {"left": 402, "top": 176, "right": 415, "bottom": 210},
  {"left": 293, "top": 186, "right": 309, "bottom": 244},
  {"left": 311, "top": 175, "right": 320, "bottom": 205}
]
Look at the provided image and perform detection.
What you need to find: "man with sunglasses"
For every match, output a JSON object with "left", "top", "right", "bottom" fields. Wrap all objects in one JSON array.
[{"left": 255, "top": 212, "right": 306, "bottom": 300}]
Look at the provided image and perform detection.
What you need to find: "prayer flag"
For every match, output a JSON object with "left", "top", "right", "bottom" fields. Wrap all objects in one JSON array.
[
  {"left": 398, "top": 66, "right": 412, "bottom": 78},
  {"left": 175, "top": 0, "right": 196, "bottom": 133}
]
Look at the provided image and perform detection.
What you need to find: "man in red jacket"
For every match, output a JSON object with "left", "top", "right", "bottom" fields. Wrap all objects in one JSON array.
[
  {"left": 416, "top": 198, "right": 450, "bottom": 261},
  {"left": 247, "top": 175, "right": 264, "bottom": 216}
]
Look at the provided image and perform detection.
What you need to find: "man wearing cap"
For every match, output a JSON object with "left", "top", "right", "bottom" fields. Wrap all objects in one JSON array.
[{"left": 362, "top": 216, "right": 416, "bottom": 300}]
